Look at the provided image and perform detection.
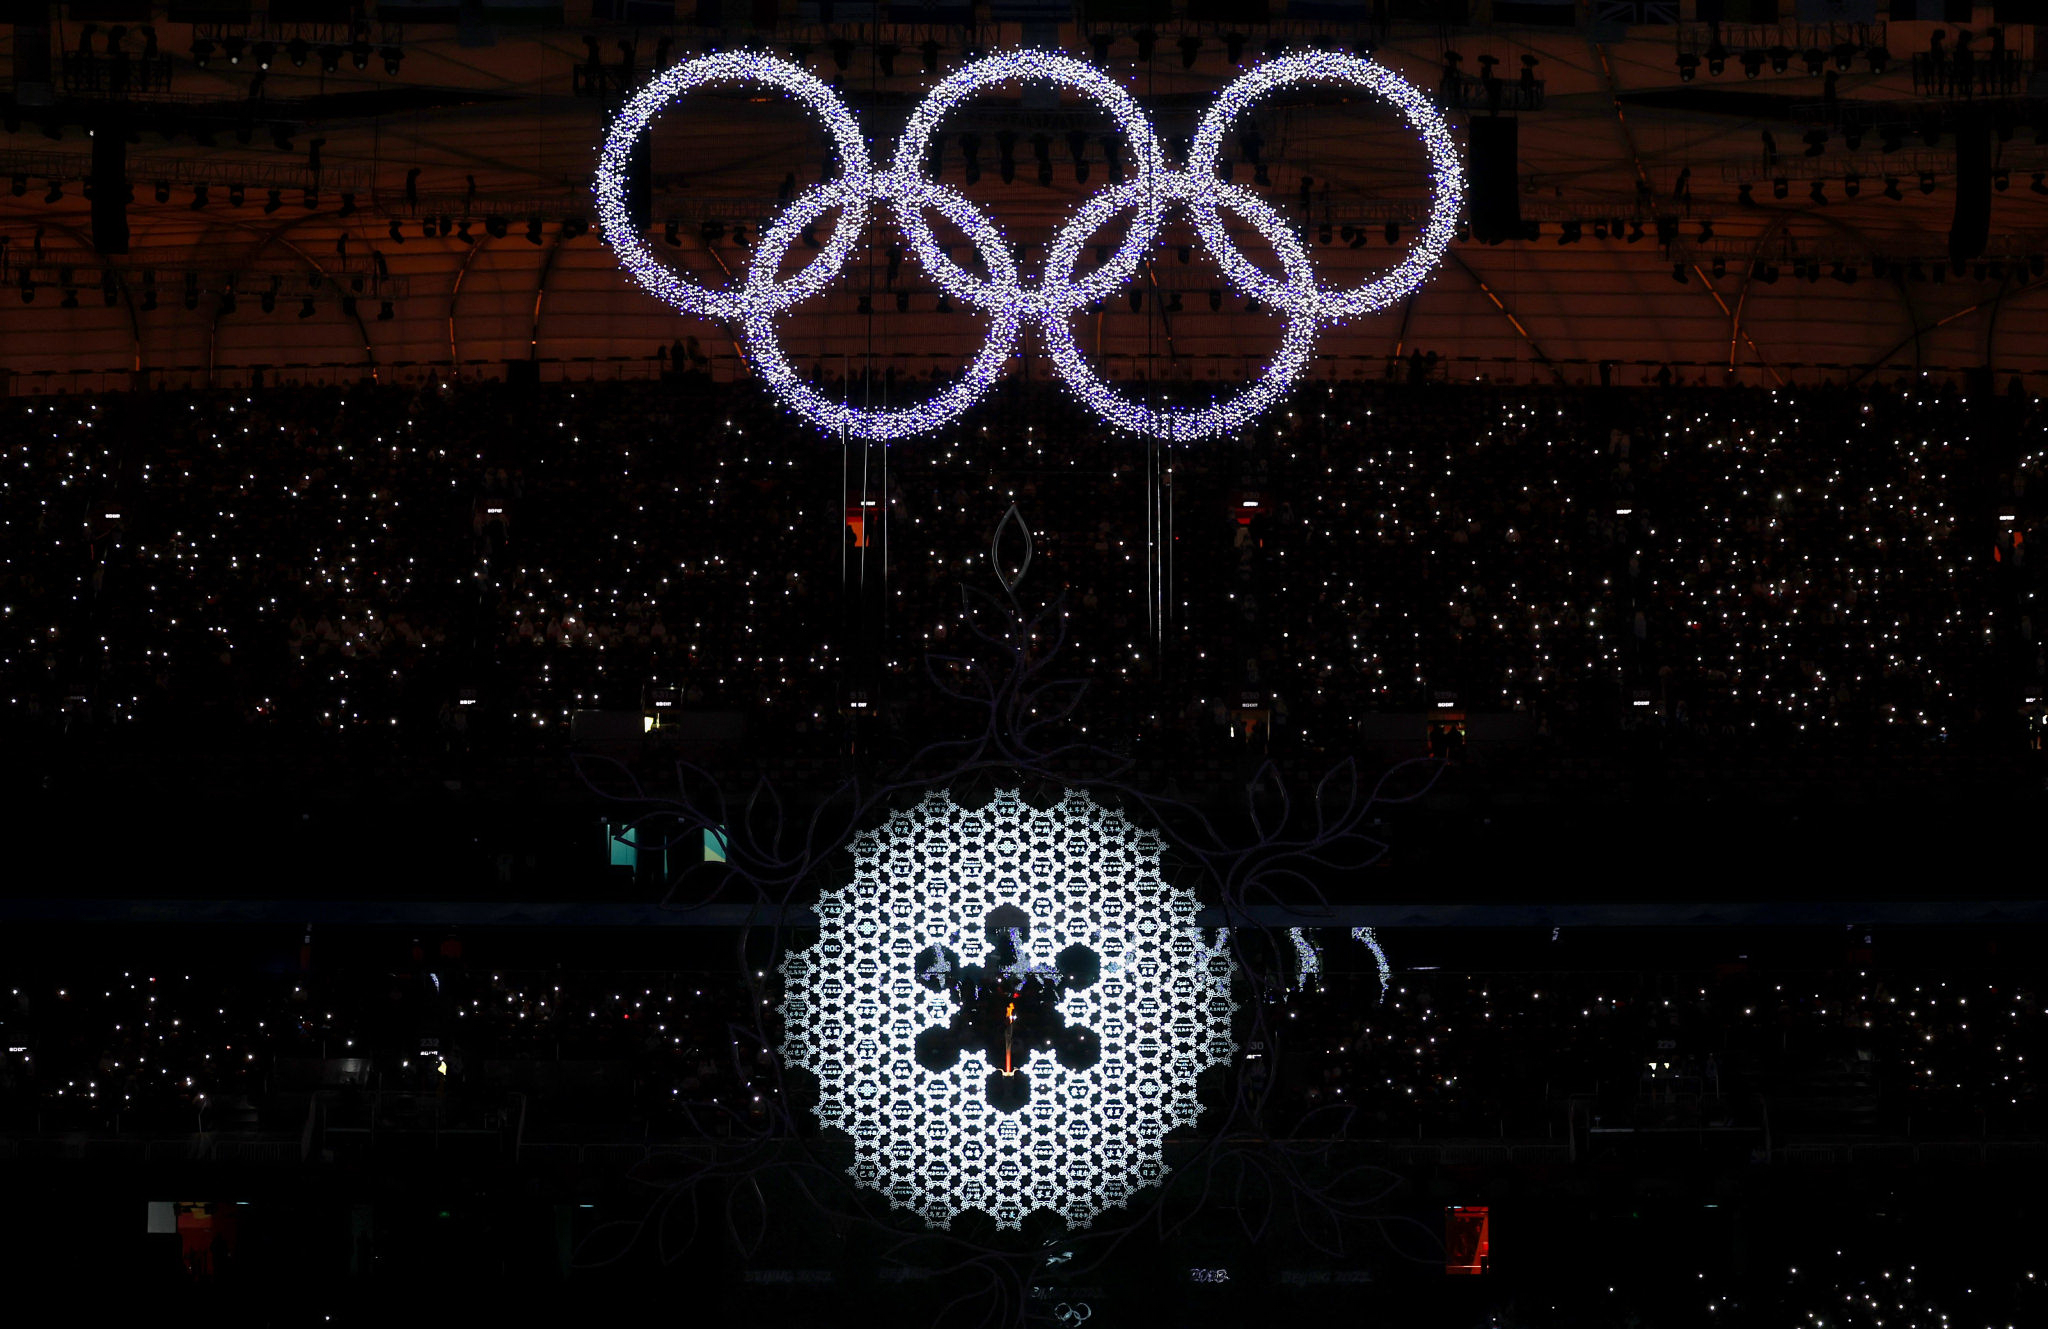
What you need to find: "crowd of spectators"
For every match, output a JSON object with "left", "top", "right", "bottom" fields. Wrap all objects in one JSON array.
[
  {"left": 4, "top": 934, "right": 2038, "bottom": 1146},
  {"left": 0, "top": 949, "right": 770, "bottom": 1139},
  {"left": 1261, "top": 947, "right": 2043, "bottom": 1142},
  {"left": 1, "top": 374, "right": 2041, "bottom": 779}
]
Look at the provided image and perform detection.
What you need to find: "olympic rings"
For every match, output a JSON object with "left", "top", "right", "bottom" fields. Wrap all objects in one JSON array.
[
  {"left": 1186, "top": 51, "right": 1463, "bottom": 321},
  {"left": 887, "top": 50, "right": 1166, "bottom": 315},
  {"left": 1041, "top": 173, "right": 1321, "bottom": 440},
  {"left": 595, "top": 48, "right": 1464, "bottom": 441},
  {"left": 596, "top": 52, "right": 873, "bottom": 324},
  {"left": 743, "top": 175, "right": 1027, "bottom": 441}
]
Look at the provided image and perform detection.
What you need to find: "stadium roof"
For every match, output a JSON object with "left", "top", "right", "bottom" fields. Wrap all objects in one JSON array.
[{"left": 2, "top": 5, "right": 2046, "bottom": 391}]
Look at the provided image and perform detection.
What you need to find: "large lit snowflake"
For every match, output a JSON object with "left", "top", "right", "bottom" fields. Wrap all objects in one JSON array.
[{"left": 778, "top": 788, "right": 1237, "bottom": 1231}]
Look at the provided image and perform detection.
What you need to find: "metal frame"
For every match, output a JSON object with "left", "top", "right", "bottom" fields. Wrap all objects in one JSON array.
[
  {"left": 0, "top": 148, "right": 364, "bottom": 194},
  {"left": 1674, "top": 20, "right": 1887, "bottom": 62}
]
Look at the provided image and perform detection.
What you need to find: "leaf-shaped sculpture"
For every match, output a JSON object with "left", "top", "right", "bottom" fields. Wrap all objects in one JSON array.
[{"left": 990, "top": 502, "right": 1033, "bottom": 595}]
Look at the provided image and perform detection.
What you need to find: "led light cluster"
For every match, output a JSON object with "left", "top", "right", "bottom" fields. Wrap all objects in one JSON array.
[
  {"left": 597, "top": 48, "right": 1463, "bottom": 441},
  {"left": 777, "top": 788, "right": 1238, "bottom": 1231},
  {"left": 1352, "top": 926, "right": 1392, "bottom": 1001},
  {"left": 1290, "top": 926, "right": 1322, "bottom": 986}
]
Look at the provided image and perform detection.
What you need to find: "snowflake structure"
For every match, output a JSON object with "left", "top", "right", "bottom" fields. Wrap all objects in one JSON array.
[{"left": 778, "top": 788, "right": 1238, "bottom": 1231}]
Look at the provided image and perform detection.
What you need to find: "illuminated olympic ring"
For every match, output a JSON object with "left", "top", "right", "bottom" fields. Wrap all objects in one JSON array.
[{"left": 596, "top": 48, "right": 1463, "bottom": 441}]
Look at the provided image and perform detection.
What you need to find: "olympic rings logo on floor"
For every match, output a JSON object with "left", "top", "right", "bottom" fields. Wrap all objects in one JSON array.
[{"left": 595, "top": 48, "right": 1464, "bottom": 441}]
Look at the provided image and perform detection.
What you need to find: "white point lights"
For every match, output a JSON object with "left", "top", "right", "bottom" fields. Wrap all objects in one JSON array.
[
  {"left": 596, "top": 48, "right": 1463, "bottom": 441},
  {"left": 778, "top": 788, "right": 1237, "bottom": 1230}
]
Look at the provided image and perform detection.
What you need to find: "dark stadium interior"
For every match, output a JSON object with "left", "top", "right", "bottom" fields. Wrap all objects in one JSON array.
[
  {"left": 4, "top": 4, "right": 2047, "bottom": 1328},
  {"left": 4, "top": 370, "right": 2041, "bottom": 1327}
]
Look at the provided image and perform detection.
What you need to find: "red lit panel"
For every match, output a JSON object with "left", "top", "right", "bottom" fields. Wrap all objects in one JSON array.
[{"left": 1446, "top": 1205, "right": 1489, "bottom": 1275}]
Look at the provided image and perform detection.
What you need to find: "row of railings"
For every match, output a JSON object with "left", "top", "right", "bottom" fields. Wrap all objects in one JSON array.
[
  {"left": 0, "top": 1134, "right": 304, "bottom": 1164},
  {"left": 0, "top": 352, "right": 2027, "bottom": 397},
  {"left": 1769, "top": 1139, "right": 2048, "bottom": 1167},
  {"left": 1, "top": 1134, "right": 2037, "bottom": 1170}
]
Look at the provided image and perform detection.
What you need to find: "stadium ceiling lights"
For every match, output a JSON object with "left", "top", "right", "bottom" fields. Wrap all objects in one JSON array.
[{"left": 597, "top": 48, "right": 1463, "bottom": 441}]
